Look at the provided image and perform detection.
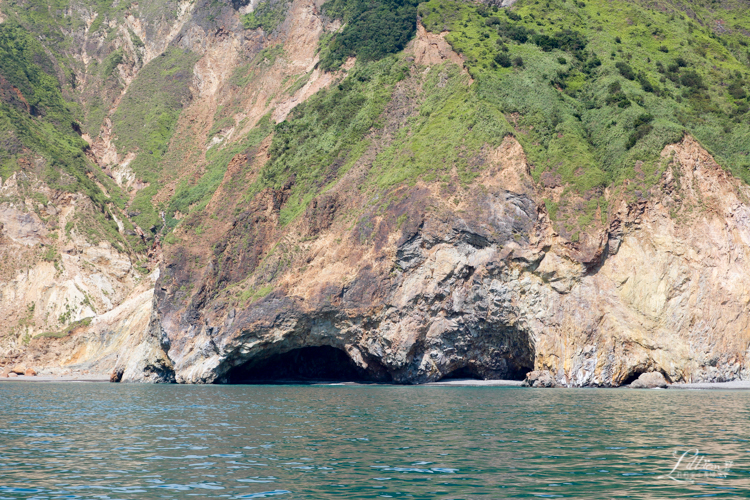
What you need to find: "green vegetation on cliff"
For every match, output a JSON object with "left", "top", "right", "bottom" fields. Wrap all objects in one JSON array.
[
  {"left": 258, "top": 56, "right": 410, "bottom": 224},
  {"left": 113, "top": 48, "right": 198, "bottom": 184},
  {"left": 242, "top": 0, "right": 291, "bottom": 32},
  {"left": 2, "top": 0, "right": 749, "bottom": 251},
  {"left": 166, "top": 114, "right": 275, "bottom": 229},
  {"left": 113, "top": 47, "right": 199, "bottom": 233},
  {"left": 413, "top": 0, "right": 750, "bottom": 229},
  {"left": 0, "top": 23, "right": 103, "bottom": 198},
  {"left": 320, "top": 0, "right": 421, "bottom": 70},
  {"left": 0, "top": 12, "right": 142, "bottom": 252},
  {"left": 179, "top": 0, "right": 750, "bottom": 242},
  {"left": 373, "top": 63, "right": 512, "bottom": 187}
]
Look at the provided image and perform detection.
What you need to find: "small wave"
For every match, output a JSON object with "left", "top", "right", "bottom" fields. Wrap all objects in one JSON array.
[
  {"left": 370, "top": 466, "right": 458, "bottom": 474},
  {"left": 0, "top": 487, "right": 44, "bottom": 493},
  {"left": 236, "top": 489, "right": 291, "bottom": 498}
]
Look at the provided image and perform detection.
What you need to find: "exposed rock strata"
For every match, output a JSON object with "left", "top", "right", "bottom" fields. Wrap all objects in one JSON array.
[
  {"left": 1, "top": 0, "right": 334, "bottom": 380},
  {"left": 157, "top": 135, "right": 750, "bottom": 387}
]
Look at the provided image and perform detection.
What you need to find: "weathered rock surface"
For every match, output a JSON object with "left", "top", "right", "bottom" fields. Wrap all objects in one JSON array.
[
  {"left": 630, "top": 372, "right": 668, "bottom": 389},
  {"left": 110, "top": 367, "right": 124, "bottom": 383},
  {"left": 0, "top": 168, "right": 169, "bottom": 381},
  {"left": 0, "top": 0, "right": 295, "bottom": 381},
  {"left": 522, "top": 370, "right": 557, "bottom": 388},
  {"left": 11, "top": 364, "right": 27, "bottom": 375},
  {"left": 156, "top": 134, "right": 750, "bottom": 387}
]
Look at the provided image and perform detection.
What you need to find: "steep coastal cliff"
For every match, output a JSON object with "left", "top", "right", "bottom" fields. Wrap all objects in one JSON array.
[
  {"left": 158, "top": 133, "right": 750, "bottom": 386},
  {"left": 1, "top": 0, "right": 750, "bottom": 386}
]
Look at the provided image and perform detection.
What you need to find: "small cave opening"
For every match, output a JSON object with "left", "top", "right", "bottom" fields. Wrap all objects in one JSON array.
[
  {"left": 441, "top": 359, "right": 534, "bottom": 381},
  {"left": 442, "top": 366, "right": 484, "bottom": 380},
  {"left": 440, "top": 360, "right": 531, "bottom": 382},
  {"left": 619, "top": 368, "right": 671, "bottom": 387},
  {"left": 505, "top": 363, "right": 532, "bottom": 381},
  {"left": 226, "top": 346, "right": 384, "bottom": 384},
  {"left": 620, "top": 368, "right": 648, "bottom": 386}
]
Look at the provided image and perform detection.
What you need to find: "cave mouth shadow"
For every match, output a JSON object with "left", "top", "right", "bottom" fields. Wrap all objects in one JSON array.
[
  {"left": 225, "top": 346, "right": 389, "bottom": 384},
  {"left": 619, "top": 367, "right": 669, "bottom": 387},
  {"left": 502, "top": 362, "right": 532, "bottom": 381},
  {"left": 441, "top": 366, "right": 485, "bottom": 380},
  {"left": 440, "top": 363, "right": 530, "bottom": 382},
  {"left": 621, "top": 369, "right": 646, "bottom": 386}
]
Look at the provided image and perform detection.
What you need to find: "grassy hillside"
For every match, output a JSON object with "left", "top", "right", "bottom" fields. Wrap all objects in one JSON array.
[
  {"left": 0, "top": 6, "right": 148, "bottom": 253},
  {"left": 0, "top": 23, "right": 93, "bottom": 191},
  {"left": 224, "top": 0, "right": 746, "bottom": 235},
  {"left": 418, "top": 0, "right": 749, "bottom": 225},
  {"left": 1, "top": 0, "right": 749, "bottom": 252},
  {"left": 112, "top": 47, "right": 199, "bottom": 233},
  {"left": 157, "top": 0, "right": 750, "bottom": 248}
]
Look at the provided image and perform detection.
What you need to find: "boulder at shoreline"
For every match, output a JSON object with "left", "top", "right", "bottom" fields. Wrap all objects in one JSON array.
[
  {"left": 629, "top": 372, "right": 669, "bottom": 389},
  {"left": 522, "top": 371, "right": 557, "bottom": 388}
]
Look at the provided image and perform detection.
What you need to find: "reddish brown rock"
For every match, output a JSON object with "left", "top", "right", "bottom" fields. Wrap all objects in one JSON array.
[
  {"left": 110, "top": 368, "right": 124, "bottom": 383},
  {"left": 11, "top": 364, "right": 27, "bottom": 375},
  {"left": 24, "top": 368, "right": 37, "bottom": 376},
  {"left": 0, "top": 0, "right": 748, "bottom": 391}
]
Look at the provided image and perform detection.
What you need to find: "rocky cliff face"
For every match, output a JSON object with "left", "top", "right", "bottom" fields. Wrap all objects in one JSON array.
[
  {"left": 0, "top": 0, "right": 208, "bottom": 379},
  {"left": 158, "top": 132, "right": 750, "bottom": 386},
  {"left": 530, "top": 136, "right": 750, "bottom": 386},
  {"left": 0, "top": 0, "right": 345, "bottom": 380},
  {"left": 2, "top": 0, "right": 750, "bottom": 386}
]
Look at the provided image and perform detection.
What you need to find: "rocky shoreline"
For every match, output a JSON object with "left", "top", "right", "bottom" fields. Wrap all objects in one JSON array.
[
  {"left": 0, "top": 374, "right": 110, "bottom": 383},
  {"left": 2, "top": 373, "right": 749, "bottom": 390},
  {"left": 1, "top": 363, "right": 109, "bottom": 382}
]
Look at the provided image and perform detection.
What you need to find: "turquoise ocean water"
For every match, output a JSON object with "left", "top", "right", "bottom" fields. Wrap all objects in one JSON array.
[{"left": 0, "top": 383, "right": 748, "bottom": 499}]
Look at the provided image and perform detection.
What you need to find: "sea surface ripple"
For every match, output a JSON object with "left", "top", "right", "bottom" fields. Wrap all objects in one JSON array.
[{"left": 0, "top": 383, "right": 748, "bottom": 499}]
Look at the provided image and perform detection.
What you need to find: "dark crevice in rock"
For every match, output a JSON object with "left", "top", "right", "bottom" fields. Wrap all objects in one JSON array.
[
  {"left": 223, "top": 346, "right": 390, "bottom": 384},
  {"left": 583, "top": 238, "right": 611, "bottom": 277},
  {"left": 440, "top": 357, "right": 531, "bottom": 382},
  {"left": 395, "top": 233, "right": 425, "bottom": 270},
  {"left": 440, "top": 365, "right": 483, "bottom": 380},
  {"left": 620, "top": 367, "right": 647, "bottom": 386},
  {"left": 503, "top": 361, "right": 533, "bottom": 381},
  {"left": 456, "top": 230, "right": 492, "bottom": 249}
]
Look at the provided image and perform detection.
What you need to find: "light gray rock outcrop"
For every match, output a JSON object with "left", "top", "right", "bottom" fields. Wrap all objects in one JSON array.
[
  {"left": 630, "top": 372, "right": 669, "bottom": 389},
  {"left": 522, "top": 370, "right": 557, "bottom": 388}
]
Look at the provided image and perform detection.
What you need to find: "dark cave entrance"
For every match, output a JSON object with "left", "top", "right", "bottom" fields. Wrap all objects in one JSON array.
[
  {"left": 621, "top": 369, "right": 645, "bottom": 386},
  {"left": 504, "top": 363, "right": 532, "bottom": 381},
  {"left": 620, "top": 368, "right": 669, "bottom": 387},
  {"left": 441, "top": 366, "right": 484, "bottom": 380},
  {"left": 440, "top": 362, "right": 530, "bottom": 382},
  {"left": 226, "top": 346, "right": 381, "bottom": 384}
]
